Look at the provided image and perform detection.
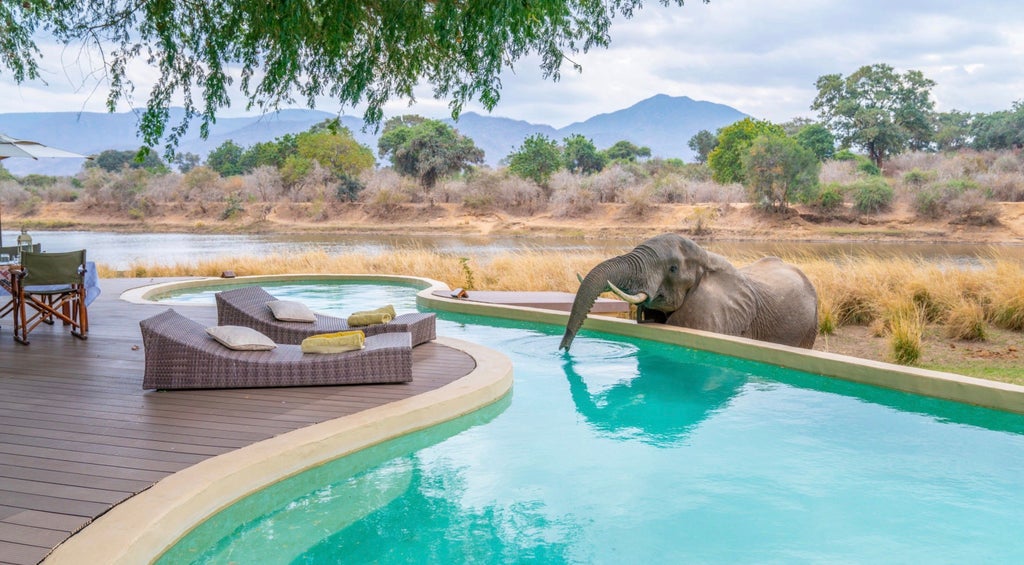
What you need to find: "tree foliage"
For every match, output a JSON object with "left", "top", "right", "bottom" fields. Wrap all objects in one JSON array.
[
  {"left": 3, "top": 1, "right": 705, "bottom": 155},
  {"left": 603, "top": 140, "right": 651, "bottom": 162},
  {"left": 87, "top": 149, "right": 167, "bottom": 173},
  {"left": 562, "top": 134, "right": 606, "bottom": 175},
  {"left": 687, "top": 129, "right": 718, "bottom": 164},
  {"left": 741, "top": 135, "right": 819, "bottom": 212},
  {"left": 969, "top": 101, "right": 1024, "bottom": 151},
  {"left": 707, "top": 118, "right": 785, "bottom": 184},
  {"left": 205, "top": 140, "right": 247, "bottom": 177},
  {"left": 293, "top": 125, "right": 375, "bottom": 182},
  {"left": 378, "top": 116, "right": 484, "bottom": 203},
  {"left": 507, "top": 134, "right": 562, "bottom": 188},
  {"left": 793, "top": 123, "right": 835, "bottom": 161},
  {"left": 811, "top": 63, "right": 936, "bottom": 168}
]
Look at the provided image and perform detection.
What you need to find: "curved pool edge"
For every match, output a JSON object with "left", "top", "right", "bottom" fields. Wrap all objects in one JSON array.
[
  {"left": 419, "top": 290, "right": 1024, "bottom": 415},
  {"left": 119, "top": 273, "right": 450, "bottom": 305},
  {"left": 43, "top": 336, "right": 513, "bottom": 565}
]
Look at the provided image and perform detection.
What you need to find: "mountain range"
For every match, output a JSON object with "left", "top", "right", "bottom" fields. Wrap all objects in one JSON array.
[{"left": 0, "top": 94, "right": 747, "bottom": 176}]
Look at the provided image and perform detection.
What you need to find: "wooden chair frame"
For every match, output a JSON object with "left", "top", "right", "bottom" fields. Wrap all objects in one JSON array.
[{"left": 14, "top": 250, "right": 89, "bottom": 345}]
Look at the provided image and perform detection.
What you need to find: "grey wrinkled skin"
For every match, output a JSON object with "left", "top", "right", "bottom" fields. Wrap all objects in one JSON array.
[{"left": 560, "top": 233, "right": 818, "bottom": 351}]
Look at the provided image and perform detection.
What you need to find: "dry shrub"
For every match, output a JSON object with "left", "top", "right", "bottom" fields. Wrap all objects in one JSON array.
[
  {"left": 945, "top": 300, "right": 988, "bottom": 341},
  {"left": 978, "top": 172, "right": 1024, "bottom": 202},
  {"left": 991, "top": 154, "right": 1021, "bottom": 174},
  {"left": 287, "top": 161, "right": 333, "bottom": 203},
  {"left": 242, "top": 166, "right": 285, "bottom": 201},
  {"left": 0, "top": 180, "right": 33, "bottom": 209},
  {"left": 550, "top": 183, "right": 597, "bottom": 218},
  {"left": 361, "top": 186, "right": 411, "bottom": 219},
  {"left": 619, "top": 184, "right": 656, "bottom": 218},
  {"left": 946, "top": 189, "right": 1000, "bottom": 225},
  {"left": 455, "top": 169, "right": 545, "bottom": 215},
  {"left": 819, "top": 160, "right": 861, "bottom": 185},
  {"left": 590, "top": 164, "right": 637, "bottom": 203}
]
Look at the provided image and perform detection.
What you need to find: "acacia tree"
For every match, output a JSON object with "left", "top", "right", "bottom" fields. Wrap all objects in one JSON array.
[
  {"left": 378, "top": 116, "right": 484, "bottom": 205},
  {"left": 562, "top": 134, "right": 606, "bottom": 175},
  {"left": 741, "top": 135, "right": 819, "bottom": 212},
  {"left": 811, "top": 63, "right": 936, "bottom": 168},
  {"left": 793, "top": 123, "right": 835, "bottom": 162},
  {"left": 707, "top": 118, "right": 785, "bottom": 184},
  {"left": 507, "top": 134, "right": 562, "bottom": 190},
  {"left": 687, "top": 129, "right": 718, "bottom": 164},
  {"left": 3, "top": 1, "right": 706, "bottom": 155},
  {"left": 603, "top": 140, "right": 651, "bottom": 162}
]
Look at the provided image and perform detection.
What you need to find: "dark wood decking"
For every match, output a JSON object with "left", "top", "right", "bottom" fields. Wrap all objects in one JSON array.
[{"left": 0, "top": 278, "right": 475, "bottom": 565}]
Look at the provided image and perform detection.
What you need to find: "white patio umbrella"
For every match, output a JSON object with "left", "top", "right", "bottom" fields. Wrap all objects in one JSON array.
[{"left": 0, "top": 133, "right": 90, "bottom": 247}]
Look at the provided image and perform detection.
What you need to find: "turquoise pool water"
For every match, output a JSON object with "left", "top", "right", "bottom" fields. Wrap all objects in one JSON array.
[{"left": 157, "top": 282, "right": 1024, "bottom": 563}]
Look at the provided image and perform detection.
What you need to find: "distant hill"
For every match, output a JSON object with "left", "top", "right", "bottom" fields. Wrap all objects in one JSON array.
[{"left": 0, "top": 95, "right": 747, "bottom": 175}]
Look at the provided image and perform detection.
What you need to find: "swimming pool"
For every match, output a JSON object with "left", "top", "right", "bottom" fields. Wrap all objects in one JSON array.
[{"left": 156, "top": 281, "right": 1024, "bottom": 562}]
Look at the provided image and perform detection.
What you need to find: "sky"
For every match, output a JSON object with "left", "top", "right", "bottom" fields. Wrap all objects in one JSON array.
[{"left": 2, "top": 0, "right": 1023, "bottom": 128}]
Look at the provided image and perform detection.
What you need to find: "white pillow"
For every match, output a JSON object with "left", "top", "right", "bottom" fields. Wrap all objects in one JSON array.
[
  {"left": 206, "top": 325, "right": 277, "bottom": 351},
  {"left": 266, "top": 300, "right": 317, "bottom": 323}
]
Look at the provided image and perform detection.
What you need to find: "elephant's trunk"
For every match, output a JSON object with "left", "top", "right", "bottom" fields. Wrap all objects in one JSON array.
[{"left": 560, "top": 254, "right": 646, "bottom": 351}]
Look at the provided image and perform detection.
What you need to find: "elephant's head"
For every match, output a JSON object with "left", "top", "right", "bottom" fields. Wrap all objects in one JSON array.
[{"left": 559, "top": 233, "right": 713, "bottom": 351}]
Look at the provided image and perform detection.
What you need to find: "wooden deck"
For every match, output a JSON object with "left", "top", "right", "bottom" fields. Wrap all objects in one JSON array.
[{"left": 0, "top": 278, "right": 475, "bottom": 565}]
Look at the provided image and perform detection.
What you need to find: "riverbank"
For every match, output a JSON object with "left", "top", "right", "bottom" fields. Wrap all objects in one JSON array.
[{"left": 12, "top": 200, "right": 1024, "bottom": 245}]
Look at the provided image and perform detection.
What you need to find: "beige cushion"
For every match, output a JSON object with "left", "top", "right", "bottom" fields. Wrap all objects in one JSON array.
[
  {"left": 206, "top": 325, "right": 277, "bottom": 351},
  {"left": 266, "top": 300, "right": 317, "bottom": 323}
]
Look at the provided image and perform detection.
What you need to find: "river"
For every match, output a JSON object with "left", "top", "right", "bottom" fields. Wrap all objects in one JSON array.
[{"left": 4, "top": 230, "right": 1023, "bottom": 270}]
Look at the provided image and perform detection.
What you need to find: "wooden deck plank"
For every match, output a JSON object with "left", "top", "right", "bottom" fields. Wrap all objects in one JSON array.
[{"left": 0, "top": 277, "right": 475, "bottom": 563}]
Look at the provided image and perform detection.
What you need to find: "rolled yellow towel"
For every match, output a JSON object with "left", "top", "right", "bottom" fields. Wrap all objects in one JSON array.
[
  {"left": 346, "top": 304, "right": 397, "bottom": 327},
  {"left": 301, "top": 330, "right": 365, "bottom": 354}
]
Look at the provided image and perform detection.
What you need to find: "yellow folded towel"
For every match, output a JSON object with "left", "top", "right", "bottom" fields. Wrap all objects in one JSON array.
[
  {"left": 346, "top": 304, "right": 397, "bottom": 327},
  {"left": 301, "top": 330, "right": 365, "bottom": 354}
]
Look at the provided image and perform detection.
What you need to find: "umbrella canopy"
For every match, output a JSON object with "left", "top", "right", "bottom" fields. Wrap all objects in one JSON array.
[
  {"left": 0, "top": 133, "right": 90, "bottom": 247},
  {"left": 0, "top": 133, "right": 89, "bottom": 160}
]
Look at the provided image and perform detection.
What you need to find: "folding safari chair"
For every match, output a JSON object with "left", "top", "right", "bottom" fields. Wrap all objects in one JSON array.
[{"left": 14, "top": 250, "right": 89, "bottom": 344}]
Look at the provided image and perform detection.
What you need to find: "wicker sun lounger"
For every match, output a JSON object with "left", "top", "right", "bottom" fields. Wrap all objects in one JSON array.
[
  {"left": 215, "top": 286, "right": 436, "bottom": 346},
  {"left": 139, "top": 309, "right": 413, "bottom": 390}
]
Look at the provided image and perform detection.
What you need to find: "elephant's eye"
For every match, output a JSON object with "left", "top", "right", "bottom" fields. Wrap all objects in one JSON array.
[{"left": 669, "top": 265, "right": 679, "bottom": 274}]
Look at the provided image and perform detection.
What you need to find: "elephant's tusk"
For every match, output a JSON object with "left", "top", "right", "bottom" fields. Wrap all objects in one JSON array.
[
  {"left": 576, "top": 272, "right": 585, "bottom": 285},
  {"left": 607, "top": 280, "right": 648, "bottom": 304}
]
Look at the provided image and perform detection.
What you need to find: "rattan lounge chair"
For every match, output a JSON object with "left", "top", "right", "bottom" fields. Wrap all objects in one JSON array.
[
  {"left": 139, "top": 309, "right": 413, "bottom": 390},
  {"left": 215, "top": 286, "right": 436, "bottom": 346}
]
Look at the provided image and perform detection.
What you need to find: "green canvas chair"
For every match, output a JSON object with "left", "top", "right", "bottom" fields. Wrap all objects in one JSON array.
[{"left": 14, "top": 249, "right": 88, "bottom": 344}]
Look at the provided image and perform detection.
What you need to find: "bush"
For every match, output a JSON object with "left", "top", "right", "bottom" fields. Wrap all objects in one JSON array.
[
  {"left": 913, "top": 186, "right": 944, "bottom": 219},
  {"left": 902, "top": 168, "right": 936, "bottom": 188},
  {"left": 851, "top": 177, "right": 894, "bottom": 214},
  {"left": 887, "top": 305, "right": 924, "bottom": 365},
  {"left": 362, "top": 186, "right": 410, "bottom": 218},
  {"left": 945, "top": 301, "right": 988, "bottom": 341},
  {"left": 619, "top": 184, "right": 656, "bottom": 218},
  {"left": 857, "top": 160, "right": 881, "bottom": 176},
  {"left": 550, "top": 184, "right": 597, "bottom": 218},
  {"left": 816, "top": 184, "right": 845, "bottom": 212}
]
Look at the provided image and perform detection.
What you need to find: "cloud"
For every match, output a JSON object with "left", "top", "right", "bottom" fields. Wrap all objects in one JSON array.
[{"left": 3, "top": 0, "right": 1024, "bottom": 127}]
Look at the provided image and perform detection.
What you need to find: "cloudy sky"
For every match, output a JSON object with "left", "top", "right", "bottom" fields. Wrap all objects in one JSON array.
[{"left": 3, "top": 0, "right": 1023, "bottom": 128}]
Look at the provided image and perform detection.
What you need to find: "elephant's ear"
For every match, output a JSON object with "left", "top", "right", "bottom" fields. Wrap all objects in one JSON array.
[{"left": 700, "top": 250, "right": 735, "bottom": 273}]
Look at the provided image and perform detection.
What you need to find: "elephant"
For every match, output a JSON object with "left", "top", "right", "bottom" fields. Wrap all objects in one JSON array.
[{"left": 559, "top": 233, "right": 818, "bottom": 351}]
